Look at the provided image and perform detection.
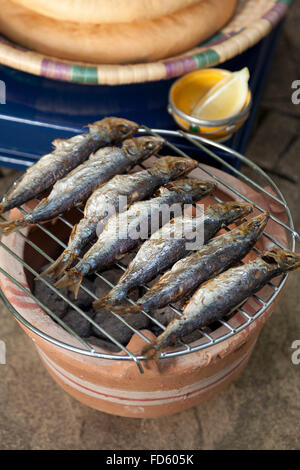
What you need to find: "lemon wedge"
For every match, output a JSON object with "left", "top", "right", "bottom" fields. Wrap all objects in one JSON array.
[{"left": 191, "top": 67, "right": 250, "bottom": 121}]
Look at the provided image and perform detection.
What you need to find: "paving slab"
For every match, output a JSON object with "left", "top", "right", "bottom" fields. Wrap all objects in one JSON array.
[{"left": 247, "top": 111, "right": 300, "bottom": 166}]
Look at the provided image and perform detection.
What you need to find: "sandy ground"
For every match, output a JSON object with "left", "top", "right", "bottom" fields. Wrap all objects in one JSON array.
[{"left": 0, "top": 3, "right": 299, "bottom": 451}]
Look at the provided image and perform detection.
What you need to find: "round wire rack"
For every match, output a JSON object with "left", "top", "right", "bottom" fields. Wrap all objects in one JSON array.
[{"left": 0, "top": 127, "right": 298, "bottom": 374}]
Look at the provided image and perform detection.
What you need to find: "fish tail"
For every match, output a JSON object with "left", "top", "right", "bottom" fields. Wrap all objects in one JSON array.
[
  {"left": 142, "top": 342, "right": 161, "bottom": 362},
  {"left": 0, "top": 218, "right": 28, "bottom": 236},
  {"left": 42, "top": 251, "right": 78, "bottom": 279},
  {"left": 54, "top": 269, "right": 83, "bottom": 299},
  {"left": 93, "top": 297, "right": 141, "bottom": 315}
]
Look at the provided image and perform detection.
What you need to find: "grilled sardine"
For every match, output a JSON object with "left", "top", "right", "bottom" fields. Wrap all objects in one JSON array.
[
  {"left": 94, "top": 201, "right": 254, "bottom": 310},
  {"left": 0, "top": 117, "right": 138, "bottom": 215},
  {"left": 0, "top": 136, "right": 164, "bottom": 235},
  {"left": 130, "top": 212, "right": 268, "bottom": 315},
  {"left": 143, "top": 247, "right": 300, "bottom": 360},
  {"left": 43, "top": 156, "right": 198, "bottom": 279},
  {"left": 55, "top": 178, "right": 216, "bottom": 298}
]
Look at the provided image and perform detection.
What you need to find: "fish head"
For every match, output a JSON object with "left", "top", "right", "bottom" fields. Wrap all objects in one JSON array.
[
  {"left": 153, "top": 156, "right": 198, "bottom": 178},
  {"left": 164, "top": 178, "right": 217, "bottom": 201},
  {"left": 242, "top": 212, "right": 269, "bottom": 236},
  {"left": 262, "top": 248, "right": 300, "bottom": 272},
  {"left": 209, "top": 201, "right": 254, "bottom": 225},
  {"left": 92, "top": 117, "right": 139, "bottom": 141},
  {"left": 123, "top": 136, "right": 165, "bottom": 161}
]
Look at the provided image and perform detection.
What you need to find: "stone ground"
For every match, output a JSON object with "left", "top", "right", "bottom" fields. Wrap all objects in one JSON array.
[{"left": 0, "top": 5, "right": 300, "bottom": 451}]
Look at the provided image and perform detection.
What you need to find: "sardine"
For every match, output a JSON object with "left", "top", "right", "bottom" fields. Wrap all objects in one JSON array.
[
  {"left": 43, "top": 156, "right": 198, "bottom": 279},
  {"left": 94, "top": 201, "right": 254, "bottom": 310},
  {"left": 128, "top": 212, "right": 268, "bottom": 315},
  {"left": 55, "top": 178, "right": 216, "bottom": 298},
  {"left": 0, "top": 136, "right": 164, "bottom": 235},
  {"left": 143, "top": 248, "right": 300, "bottom": 360},
  {"left": 0, "top": 117, "right": 138, "bottom": 215}
]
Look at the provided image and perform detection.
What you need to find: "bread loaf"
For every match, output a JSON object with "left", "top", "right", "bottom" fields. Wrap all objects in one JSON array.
[
  {"left": 11, "top": 0, "right": 200, "bottom": 24},
  {"left": 0, "top": 0, "right": 237, "bottom": 64}
]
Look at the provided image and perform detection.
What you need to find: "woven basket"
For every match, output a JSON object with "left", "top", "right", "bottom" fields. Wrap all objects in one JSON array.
[{"left": 0, "top": 0, "right": 293, "bottom": 85}]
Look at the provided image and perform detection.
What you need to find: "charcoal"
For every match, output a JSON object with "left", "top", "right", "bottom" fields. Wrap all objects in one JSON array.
[
  {"left": 92, "top": 310, "right": 150, "bottom": 346},
  {"left": 34, "top": 263, "right": 94, "bottom": 319},
  {"left": 182, "top": 330, "right": 203, "bottom": 344},
  {"left": 34, "top": 263, "right": 152, "bottom": 346},
  {"left": 34, "top": 272, "right": 69, "bottom": 318},
  {"left": 149, "top": 323, "right": 164, "bottom": 337},
  {"left": 151, "top": 307, "right": 177, "bottom": 327},
  {"left": 85, "top": 336, "right": 121, "bottom": 353},
  {"left": 94, "top": 268, "right": 122, "bottom": 298},
  {"left": 63, "top": 308, "right": 95, "bottom": 337},
  {"left": 68, "top": 277, "right": 94, "bottom": 309}
]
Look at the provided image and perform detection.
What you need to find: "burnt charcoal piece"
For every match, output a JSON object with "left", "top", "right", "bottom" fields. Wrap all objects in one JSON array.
[
  {"left": 92, "top": 310, "right": 150, "bottom": 346},
  {"left": 34, "top": 272, "right": 70, "bottom": 318},
  {"left": 151, "top": 307, "right": 177, "bottom": 328},
  {"left": 148, "top": 323, "right": 164, "bottom": 338},
  {"left": 94, "top": 269, "right": 122, "bottom": 299},
  {"left": 85, "top": 336, "right": 121, "bottom": 353},
  {"left": 34, "top": 263, "right": 95, "bottom": 315},
  {"left": 34, "top": 263, "right": 153, "bottom": 346},
  {"left": 63, "top": 308, "right": 95, "bottom": 337}
]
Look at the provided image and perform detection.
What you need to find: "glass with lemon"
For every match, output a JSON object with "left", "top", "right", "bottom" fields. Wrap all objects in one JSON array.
[{"left": 168, "top": 67, "right": 251, "bottom": 142}]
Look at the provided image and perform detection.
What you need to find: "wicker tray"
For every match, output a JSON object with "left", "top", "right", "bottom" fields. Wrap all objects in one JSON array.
[{"left": 0, "top": 0, "right": 293, "bottom": 85}]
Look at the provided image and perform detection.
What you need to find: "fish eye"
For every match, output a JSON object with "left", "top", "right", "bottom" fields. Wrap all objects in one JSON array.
[
  {"left": 175, "top": 162, "right": 185, "bottom": 169},
  {"left": 145, "top": 141, "right": 156, "bottom": 150},
  {"left": 117, "top": 124, "right": 129, "bottom": 134},
  {"left": 251, "top": 220, "right": 259, "bottom": 227}
]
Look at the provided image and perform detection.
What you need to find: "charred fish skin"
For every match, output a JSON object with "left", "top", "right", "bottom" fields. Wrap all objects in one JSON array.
[
  {"left": 44, "top": 156, "right": 198, "bottom": 278},
  {"left": 95, "top": 201, "right": 253, "bottom": 308},
  {"left": 0, "top": 117, "right": 138, "bottom": 215},
  {"left": 143, "top": 248, "right": 300, "bottom": 360},
  {"left": 138, "top": 212, "right": 269, "bottom": 314},
  {"left": 55, "top": 178, "right": 216, "bottom": 298},
  {"left": 0, "top": 136, "right": 164, "bottom": 235}
]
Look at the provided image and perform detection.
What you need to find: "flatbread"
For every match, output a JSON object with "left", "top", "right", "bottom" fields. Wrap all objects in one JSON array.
[
  {"left": 11, "top": 0, "right": 200, "bottom": 24},
  {"left": 0, "top": 0, "right": 237, "bottom": 65}
]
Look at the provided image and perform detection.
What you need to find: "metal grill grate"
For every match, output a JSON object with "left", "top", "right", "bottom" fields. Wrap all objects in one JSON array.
[{"left": 0, "top": 127, "right": 298, "bottom": 374}]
